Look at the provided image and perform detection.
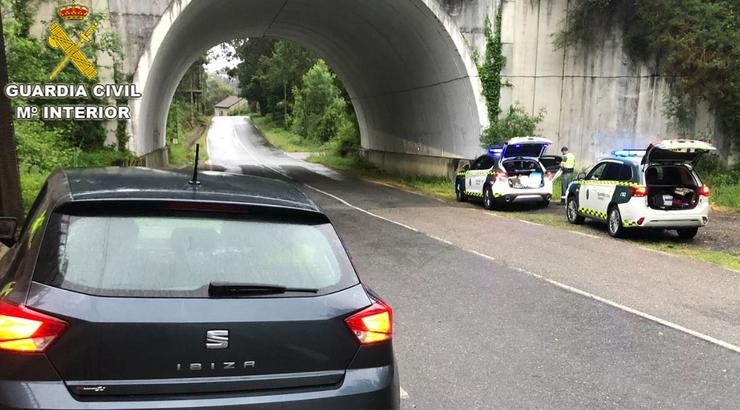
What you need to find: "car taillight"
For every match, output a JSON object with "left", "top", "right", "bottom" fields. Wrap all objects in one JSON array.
[
  {"left": 545, "top": 171, "right": 553, "bottom": 180},
  {"left": 345, "top": 301, "right": 392, "bottom": 344},
  {"left": 496, "top": 172, "right": 508, "bottom": 182},
  {"left": 0, "top": 301, "right": 67, "bottom": 352},
  {"left": 631, "top": 186, "right": 648, "bottom": 197},
  {"left": 700, "top": 185, "right": 710, "bottom": 197}
]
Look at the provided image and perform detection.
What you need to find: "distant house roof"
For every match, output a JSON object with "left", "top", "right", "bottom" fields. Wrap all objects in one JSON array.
[{"left": 215, "top": 96, "right": 244, "bottom": 109}]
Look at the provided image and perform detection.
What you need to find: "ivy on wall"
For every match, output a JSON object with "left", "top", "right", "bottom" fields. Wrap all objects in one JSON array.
[
  {"left": 476, "top": 4, "right": 544, "bottom": 148},
  {"left": 477, "top": 7, "right": 505, "bottom": 126}
]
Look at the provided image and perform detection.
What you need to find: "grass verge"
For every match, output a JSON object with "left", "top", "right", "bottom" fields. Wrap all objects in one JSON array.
[
  {"left": 711, "top": 183, "right": 739, "bottom": 211},
  {"left": 168, "top": 129, "right": 209, "bottom": 167},
  {"left": 250, "top": 115, "right": 324, "bottom": 153}
]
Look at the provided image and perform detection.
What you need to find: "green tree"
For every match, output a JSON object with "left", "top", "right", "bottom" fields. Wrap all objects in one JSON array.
[
  {"left": 253, "top": 40, "right": 316, "bottom": 122},
  {"left": 291, "top": 60, "right": 347, "bottom": 142},
  {"left": 227, "top": 38, "right": 276, "bottom": 115}
]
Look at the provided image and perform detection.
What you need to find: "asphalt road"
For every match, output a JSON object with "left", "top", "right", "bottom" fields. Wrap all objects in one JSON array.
[{"left": 207, "top": 116, "right": 740, "bottom": 409}]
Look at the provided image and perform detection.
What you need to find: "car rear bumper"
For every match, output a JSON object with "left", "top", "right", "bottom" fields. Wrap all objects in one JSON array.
[
  {"left": 495, "top": 193, "right": 551, "bottom": 204},
  {"left": 636, "top": 216, "right": 708, "bottom": 228},
  {"left": 619, "top": 201, "right": 709, "bottom": 229},
  {"left": 0, "top": 365, "right": 400, "bottom": 410}
]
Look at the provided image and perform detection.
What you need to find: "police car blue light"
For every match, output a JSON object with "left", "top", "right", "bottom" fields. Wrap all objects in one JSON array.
[
  {"left": 611, "top": 149, "right": 646, "bottom": 158},
  {"left": 488, "top": 145, "right": 504, "bottom": 157}
]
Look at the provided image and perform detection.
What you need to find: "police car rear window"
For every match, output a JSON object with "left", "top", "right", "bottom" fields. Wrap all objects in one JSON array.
[{"left": 36, "top": 213, "right": 358, "bottom": 298}]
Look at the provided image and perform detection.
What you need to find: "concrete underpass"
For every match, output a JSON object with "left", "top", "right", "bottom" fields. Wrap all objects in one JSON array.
[{"left": 131, "top": 0, "right": 487, "bottom": 174}]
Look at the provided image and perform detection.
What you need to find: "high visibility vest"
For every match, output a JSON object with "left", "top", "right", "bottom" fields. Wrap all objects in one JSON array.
[{"left": 563, "top": 153, "right": 576, "bottom": 170}]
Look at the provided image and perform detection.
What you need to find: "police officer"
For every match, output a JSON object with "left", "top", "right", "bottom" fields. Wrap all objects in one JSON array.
[{"left": 560, "top": 146, "right": 576, "bottom": 204}]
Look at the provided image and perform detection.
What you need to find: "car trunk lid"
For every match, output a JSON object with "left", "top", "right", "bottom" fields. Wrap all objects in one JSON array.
[
  {"left": 502, "top": 137, "right": 553, "bottom": 159},
  {"left": 642, "top": 139, "right": 716, "bottom": 165},
  {"left": 26, "top": 282, "right": 369, "bottom": 397}
]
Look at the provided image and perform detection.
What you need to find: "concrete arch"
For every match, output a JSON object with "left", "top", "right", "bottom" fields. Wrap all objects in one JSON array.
[{"left": 131, "top": 0, "right": 487, "bottom": 172}]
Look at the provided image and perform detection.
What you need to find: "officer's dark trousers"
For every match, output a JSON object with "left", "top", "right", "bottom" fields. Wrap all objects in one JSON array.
[{"left": 561, "top": 170, "right": 574, "bottom": 198}]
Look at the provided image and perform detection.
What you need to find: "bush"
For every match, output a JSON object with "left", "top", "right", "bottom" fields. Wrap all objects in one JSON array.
[
  {"left": 15, "top": 120, "right": 76, "bottom": 173},
  {"left": 480, "top": 105, "right": 546, "bottom": 147},
  {"left": 20, "top": 171, "right": 48, "bottom": 211},
  {"left": 329, "top": 115, "right": 361, "bottom": 156}
]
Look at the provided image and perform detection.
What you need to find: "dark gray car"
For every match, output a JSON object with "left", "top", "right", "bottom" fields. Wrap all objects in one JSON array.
[{"left": 0, "top": 168, "right": 399, "bottom": 409}]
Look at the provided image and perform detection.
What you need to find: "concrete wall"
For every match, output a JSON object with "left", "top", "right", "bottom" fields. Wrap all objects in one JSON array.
[{"left": 500, "top": 0, "right": 732, "bottom": 168}]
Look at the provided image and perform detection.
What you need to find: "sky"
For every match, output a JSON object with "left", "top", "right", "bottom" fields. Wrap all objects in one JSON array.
[{"left": 205, "top": 43, "right": 242, "bottom": 74}]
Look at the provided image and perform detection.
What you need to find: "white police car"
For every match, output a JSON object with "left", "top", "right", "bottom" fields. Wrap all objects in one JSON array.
[
  {"left": 455, "top": 137, "right": 561, "bottom": 209},
  {"left": 565, "top": 139, "right": 716, "bottom": 238}
]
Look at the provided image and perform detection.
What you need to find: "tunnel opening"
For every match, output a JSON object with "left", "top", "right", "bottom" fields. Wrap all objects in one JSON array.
[
  {"left": 164, "top": 38, "right": 362, "bottom": 169},
  {"left": 132, "top": 0, "right": 486, "bottom": 176}
]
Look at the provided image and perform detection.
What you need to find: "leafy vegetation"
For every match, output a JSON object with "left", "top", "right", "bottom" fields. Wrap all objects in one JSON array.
[
  {"left": 477, "top": 11, "right": 505, "bottom": 126},
  {"left": 556, "top": 0, "right": 740, "bottom": 148},
  {"left": 2, "top": 0, "right": 137, "bottom": 209},
  {"left": 165, "top": 100, "right": 211, "bottom": 167},
  {"left": 480, "top": 105, "right": 546, "bottom": 148},
  {"left": 228, "top": 39, "right": 360, "bottom": 157},
  {"left": 695, "top": 157, "right": 740, "bottom": 210},
  {"left": 229, "top": 39, "right": 316, "bottom": 122}
]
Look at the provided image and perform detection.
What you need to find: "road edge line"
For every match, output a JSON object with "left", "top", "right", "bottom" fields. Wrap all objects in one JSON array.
[{"left": 304, "top": 184, "right": 740, "bottom": 355}]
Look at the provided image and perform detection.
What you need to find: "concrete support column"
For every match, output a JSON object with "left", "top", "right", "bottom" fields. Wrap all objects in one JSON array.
[
  {"left": 143, "top": 147, "right": 169, "bottom": 168},
  {"left": 363, "top": 149, "right": 463, "bottom": 179}
]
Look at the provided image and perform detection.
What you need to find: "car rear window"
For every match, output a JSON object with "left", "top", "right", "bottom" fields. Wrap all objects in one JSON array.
[{"left": 37, "top": 214, "right": 358, "bottom": 297}]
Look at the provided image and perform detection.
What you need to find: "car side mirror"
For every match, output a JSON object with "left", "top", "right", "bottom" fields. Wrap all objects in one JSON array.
[
  {"left": 462, "top": 164, "right": 470, "bottom": 171},
  {"left": 0, "top": 218, "right": 17, "bottom": 247},
  {"left": 576, "top": 172, "right": 586, "bottom": 180}
]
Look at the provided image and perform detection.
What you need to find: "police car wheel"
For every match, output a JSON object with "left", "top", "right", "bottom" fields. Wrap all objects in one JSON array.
[
  {"left": 566, "top": 197, "right": 585, "bottom": 224},
  {"left": 483, "top": 186, "right": 495, "bottom": 210},
  {"left": 455, "top": 181, "right": 466, "bottom": 202},
  {"left": 607, "top": 206, "right": 625, "bottom": 238},
  {"left": 676, "top": 227, "right": 699, "bottom": 239}
]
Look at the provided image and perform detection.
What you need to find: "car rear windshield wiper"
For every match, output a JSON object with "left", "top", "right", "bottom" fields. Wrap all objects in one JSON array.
[{"left": 208, "top": 282, "right": 319, "bottom": 297}]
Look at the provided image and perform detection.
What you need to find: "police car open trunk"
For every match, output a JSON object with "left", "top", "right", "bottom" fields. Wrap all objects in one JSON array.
[
  {"left": 501, "top": 137, "right": 552, "bottom": 189},
  {"left": 502, "top": 159, "right": 545, "bottom": 189},
  {"left": 642, "top": 140, "right": 716, "bottom": 211}
]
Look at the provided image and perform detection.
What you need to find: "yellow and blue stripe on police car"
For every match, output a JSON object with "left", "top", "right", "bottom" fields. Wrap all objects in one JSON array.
[{"left": 568, "top": 179, "right": 642, "bottom": 226}]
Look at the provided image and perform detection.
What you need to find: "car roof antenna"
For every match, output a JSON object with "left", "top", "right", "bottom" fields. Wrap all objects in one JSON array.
[{"left": 189, "top": 144, "right": 201, "bottom": 186}]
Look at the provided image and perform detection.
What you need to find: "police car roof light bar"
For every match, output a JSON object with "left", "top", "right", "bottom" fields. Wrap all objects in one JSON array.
[{"left": 612, "top": 149, "right": 646, "bottom": 158}]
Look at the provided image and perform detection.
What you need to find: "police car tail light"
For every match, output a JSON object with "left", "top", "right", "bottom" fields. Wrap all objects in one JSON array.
[
  {"left": 700, "top": 185, "right": 710, "bottom": 197},
  {"left": 0, "top": 301, "right": 67, "bottom": 352},
  {"left": 496, "top": 172, "right": 508, "bottom": 182},
  {"left": 630, "top": 186, "right": 648, "bottom": 197},
  {"left": 345, "top": 301, "right": 392, "bottom": 344},
  {"left": 545, "top": 171, "right": 553, "bottom": 180}
]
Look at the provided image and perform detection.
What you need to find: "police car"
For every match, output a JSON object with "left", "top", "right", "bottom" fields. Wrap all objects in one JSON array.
[
  {"left": 565, "top": 139, "right": 716, "bottom": 238},
  {"left": 455, "top": 137, "right": 561, "bottom": 209}
]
